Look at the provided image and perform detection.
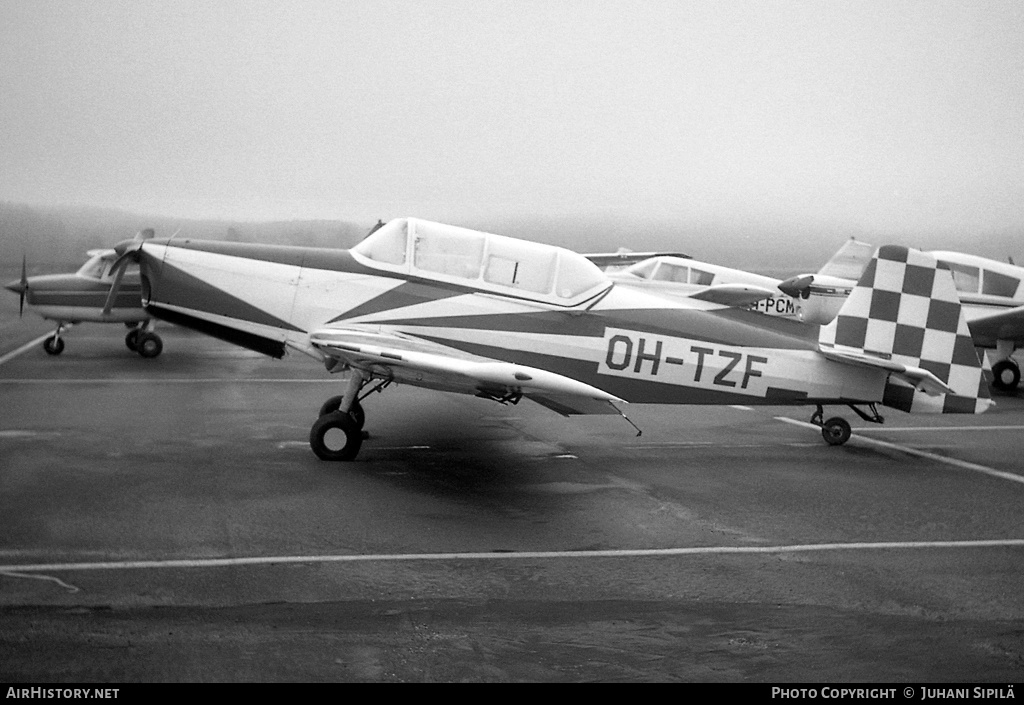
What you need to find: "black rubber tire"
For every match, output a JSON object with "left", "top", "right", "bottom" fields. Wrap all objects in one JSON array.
[
  {"left": 991, "top": 359, "right": 1020, "bottom": 392},
  {"left": 125, "top": 329, "right": 140, "bottom": 352},
  {"left": 43, "top": 335, "right": 64, "bottom": 356},
  {"left": 821, "top": 417, "right": 852, "bottom": 446},
  {"left": 318, "top": 396, "right": 365, "bottom": 428},
  {"left": 309, "top": 411, "right": 363, "bottom": 461},
  {"left": 136, "top": 332, "right": 163, "bottom": 358}
]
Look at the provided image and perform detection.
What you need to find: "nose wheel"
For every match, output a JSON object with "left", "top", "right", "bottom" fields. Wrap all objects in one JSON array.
[
  {"left": 42, "top": 323, "right": 70, "bottom": 356},
  {"left": 43, "top": 334, "right": 65, "bottom": 356}
]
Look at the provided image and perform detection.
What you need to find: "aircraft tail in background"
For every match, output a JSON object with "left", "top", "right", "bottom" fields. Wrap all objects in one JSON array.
[{"left": 818, "top": 245, "right": 992, "bottom": 415}]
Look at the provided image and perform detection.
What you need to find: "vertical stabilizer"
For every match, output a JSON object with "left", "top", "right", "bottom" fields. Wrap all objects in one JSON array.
[{"left": 818, "top": 245, "right": 991, "bottom": 414}]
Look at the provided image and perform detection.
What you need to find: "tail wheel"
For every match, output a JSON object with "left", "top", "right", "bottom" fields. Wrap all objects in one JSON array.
[
  {"left": 310, "top": 411, "right": 363, "bottom": 461},
  {"left": 821, "top": 417, "right": 852, "bottom": 446},
  {"left": 991, "top": 360, "right": 1020, "bottom": 392},
  {"left": 318, "top": 396, "right": 365, "bottom": 429},
  {"left": 136, "top": 332, "right": 163, "bottom": 358},
  {"left": 43, "top": 335, "right": 64, "bottom": 356},
  {"left": 125, "top": 329, "right": 140, "bottom": 352}
]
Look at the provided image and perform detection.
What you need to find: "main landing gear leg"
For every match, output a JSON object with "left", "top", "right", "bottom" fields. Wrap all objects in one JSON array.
[
  {"left": 43, "top": 323, "right": 69, "bottom": 356},
  {"left": 310, "top": 371, "right": 384, "bottom": 461},
  {"left": 809, "top": 403, "right": 884, "bottom": 446}
]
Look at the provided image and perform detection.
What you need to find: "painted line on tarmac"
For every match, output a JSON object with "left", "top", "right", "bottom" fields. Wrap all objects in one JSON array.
[
  {"left": 1, "top": 539, "right": 1023, "bottom": 575},
  {"left": 854, "top": 425, "right": 1024, "bottom": 433},
  {"left": 0, "top": 378, "right": 328, "bottom": 384},
  {"left": 776, "top": 416, "right": 1024, "bottom": 486},
  {"left": 0, "top": 334, "right": 51, "bottom": 367}
]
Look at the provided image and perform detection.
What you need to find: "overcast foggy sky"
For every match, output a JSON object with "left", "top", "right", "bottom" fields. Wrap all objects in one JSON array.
[{"left": 2, "top": 0, "right": 1023, "bottom": 243}]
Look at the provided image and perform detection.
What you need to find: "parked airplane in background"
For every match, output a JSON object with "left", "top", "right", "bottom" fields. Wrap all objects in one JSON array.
[
  {"left": 779, "top": 244, "right": 1024, "bottom": 392},
  {"left": 927, "top": 251, "right": 1024, "bottom": 391},
  {"left": 104, "top": 218, "right": 990, "bottom": 461},
  {"left": 601, "top": 239, "right": 874, "bottom": 325},
  {"left": 4, "top": 230, "right": 164, "bottom": 357}
]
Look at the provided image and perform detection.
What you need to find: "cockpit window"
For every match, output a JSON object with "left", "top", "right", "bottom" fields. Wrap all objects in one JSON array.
[
  {"left": 982, "top": 270, "right": 1020, "bottom": 298},
  {"left": 413, "top": 220, "right": 485, "bottom": 279},
  {"left": 939, "top": 261, "right": 980, "bottom": 294},
  {"left": 352, "top": 218, "right": 408, "bottom": 265},
  {"left": 483, "top": 237, "right": 556, "bottom": 293},
  {"left": 77, "top": 256, "right": 107, "bottom": 279},
  {"left": 689, "top": 267, "right": 714, "bottom": 285},
  {"left": 652, "top": 263, "right": 689, "bottom": 283}
]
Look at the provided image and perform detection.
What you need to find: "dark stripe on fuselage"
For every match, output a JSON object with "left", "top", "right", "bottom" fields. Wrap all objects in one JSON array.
[
  {"left": 147, "top": 259, "right": 305, "bottom": 333},
  {"left": 372, "top": 305, "right": 819, "bottom": 350},
  {"left": 22, "top": 274, "right": 142, "bottom": 310},
  {"left": 326, "top": 280, "right": 464, "bottom": 324},
  {"left": 146, "top": 305, "right": 287, "bottom": 358}
]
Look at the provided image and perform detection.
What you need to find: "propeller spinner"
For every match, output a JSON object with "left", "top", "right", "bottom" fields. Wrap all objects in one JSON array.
[{"left": 777, "top": 274, "right": 814, "bottom": 299}]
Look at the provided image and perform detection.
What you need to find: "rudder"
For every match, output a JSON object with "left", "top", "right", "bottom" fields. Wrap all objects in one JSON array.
[{"left": 818, "top": 245, "right": 991, "bottom": 414}]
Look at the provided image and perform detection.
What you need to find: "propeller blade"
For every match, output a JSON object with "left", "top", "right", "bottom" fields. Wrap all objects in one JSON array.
[
  {"left": 778, "top": 274, "right": 815, "bottom": 299},
  {"left": 101, "top": 250, "right": 136, "bottom": 316},
  {"left": 19, "top": 255, "right": 27, "bottom": 316}
]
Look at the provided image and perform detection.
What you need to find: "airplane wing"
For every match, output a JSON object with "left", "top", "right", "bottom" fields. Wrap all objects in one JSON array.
[
  {"left": 309, "top": 327, "right": 624, "bottom": 414},
  {"left": 966, "top": 305, "right": 1024, "bottom": 344},
  {"left": 586, "top": 251, "right": 690, "bottom": 269},
  {"left": 818, "top": 346, "right": 952, "bottom": 396},
  {"left": 816, "top": 238, "right": 875, "bottom": 280},
  {"left": 686, "top": 283, "right": 776, "bottom": 307}
]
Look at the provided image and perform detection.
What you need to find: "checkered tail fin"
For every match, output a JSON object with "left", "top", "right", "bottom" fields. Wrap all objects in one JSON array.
[{"left": 818, "top": 245, "right": 992, "bottom": 414}]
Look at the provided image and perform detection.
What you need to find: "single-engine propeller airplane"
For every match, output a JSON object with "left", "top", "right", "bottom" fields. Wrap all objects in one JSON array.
[
  {"left": 604, "top": 238, "right": 874, "bottom": 325},
  {"left": 4, "top": 229, "right": 164, "bottom": 357},
  {"left": 106, "top": 218, "right": 991, "bottom": 461},
  {"left": 779, "top": 245, "right": 1024, "bottom": 392}
]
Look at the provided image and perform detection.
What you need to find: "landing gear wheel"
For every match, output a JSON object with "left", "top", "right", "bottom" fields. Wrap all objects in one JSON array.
[
  {"left": 135, "top": 332, "right": 163, "bottom": 358},
  {"left": 991, "top": 359, "right": 1020, "bottom": 392},
  {"left": 309, "top": 411, "right": 363, "bottom": 461},
  {"left": 125, "top": 329, "right": 140, "bottom": 352},
  {"left": 821, "top": 417, "right": 852, "bottom": 446},
  {"left": 318, "top": 396, "right": 364, "bottom": 428},
  {"left": 43, "top": 335, "right": 64, "bottom": 356}
]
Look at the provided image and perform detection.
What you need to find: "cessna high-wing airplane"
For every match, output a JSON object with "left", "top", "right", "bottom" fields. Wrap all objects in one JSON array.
[
  {"left": 106, "top": 218, "right": 990, "bottom": 461},
  {"left": 779, "top": 245, "right": 1024, "bottom": 392},
  {"left": 4, "top": 230, "right": 164, "bottom": 357}
]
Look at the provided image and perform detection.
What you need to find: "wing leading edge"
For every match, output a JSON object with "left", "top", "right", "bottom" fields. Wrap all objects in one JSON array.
[{"left": 309, "top": 327, "right": 624, "bottom": 415}]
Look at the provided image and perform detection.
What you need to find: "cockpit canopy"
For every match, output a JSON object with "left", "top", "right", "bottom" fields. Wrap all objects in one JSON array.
[
  {"left": 935, "top": 256, "right": 1022, "bottom": 299},
  {"left": 351, "top": 218, "right": 611, "bottom": 304},
  {"left": 622, "top": 257, "right": 716, "bottom": 286},
  {"left": 76, "top": 250, "right": 138, "bottom": 281}
]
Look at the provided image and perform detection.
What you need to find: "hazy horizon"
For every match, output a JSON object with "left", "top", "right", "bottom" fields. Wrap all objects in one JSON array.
[{"left": 2, "top": 1, "right": 1023, "bottom": 261}]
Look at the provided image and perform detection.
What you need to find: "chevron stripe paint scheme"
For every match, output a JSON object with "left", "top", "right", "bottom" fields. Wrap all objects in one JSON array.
[{"left": 134, "top": 221, "right": 990, "bottom": 418}]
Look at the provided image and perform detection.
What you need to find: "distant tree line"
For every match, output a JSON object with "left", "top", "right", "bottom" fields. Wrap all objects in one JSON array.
[{"left": 0, "top": 201, "right": 371, "bottom": 268}]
